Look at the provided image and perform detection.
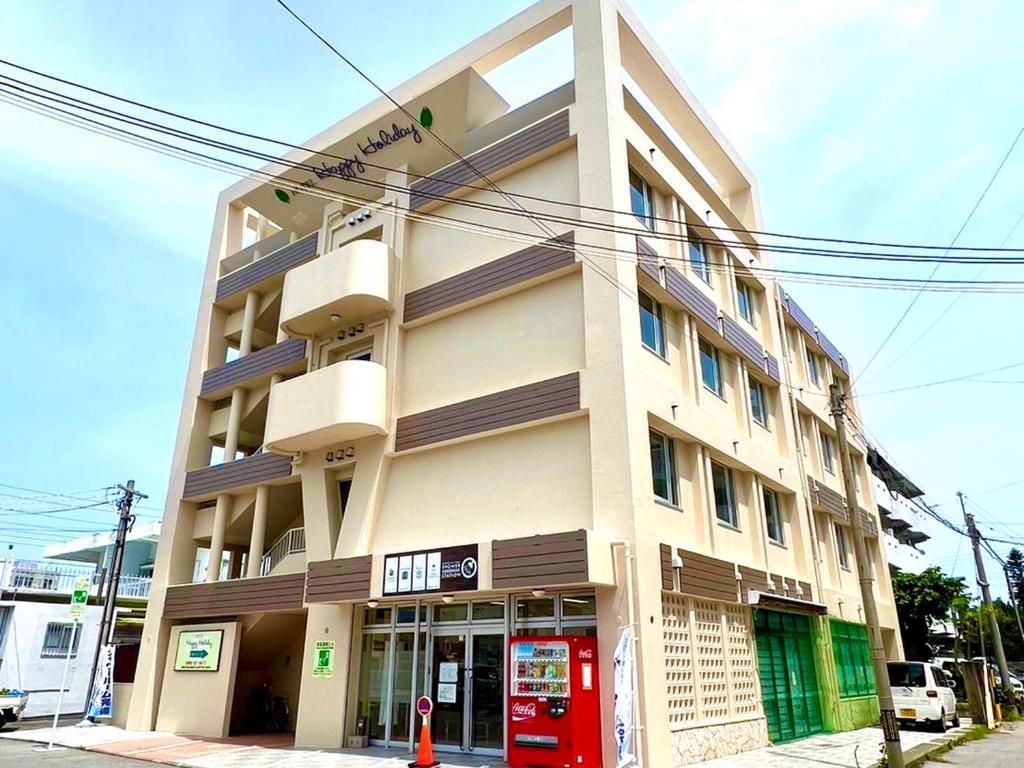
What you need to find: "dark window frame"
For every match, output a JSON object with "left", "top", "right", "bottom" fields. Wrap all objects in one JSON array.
[
  {"left": 698, "top": 337, "right": 724, "bottom": 397},
  {"left": 711, "top": 461, "right": 738, "bottom": 528},
  {"left": 629, "top": 167, "right": 655, "bottom": 230},
  {"left": 638, "top": 290, "right": 666, "bottom": 358},
  {"left": 650, "top": 429, "right": 678, "bottom": 506}
]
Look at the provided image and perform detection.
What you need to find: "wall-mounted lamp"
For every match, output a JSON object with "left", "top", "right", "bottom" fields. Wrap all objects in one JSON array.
[
  {"left": 441, "top": 594, "right": 454, "bottom": 604},
  {"left": 366, "top": 599, "right": 379, "bottom": 609},
  {"left": 531, "top": 588, "right": 546, "bottom": 598},
  {"left": 330, "top": 314, "right": 342, "bottom": 324},
  {"left": 670, "top": 402, "right": 678, "bottom": 419}
]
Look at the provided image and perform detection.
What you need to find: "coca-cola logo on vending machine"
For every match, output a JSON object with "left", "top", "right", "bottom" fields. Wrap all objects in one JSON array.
[{"left": 511, "top": 702, "right": 537, "bottom": 722}]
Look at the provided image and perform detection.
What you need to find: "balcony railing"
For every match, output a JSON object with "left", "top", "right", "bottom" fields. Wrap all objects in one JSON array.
[
  {"left": 0, "top": 560, "right": 152, "bottom": 599},
  {"left": 260, "top": 527, "right": 306, "bottom": 576}
]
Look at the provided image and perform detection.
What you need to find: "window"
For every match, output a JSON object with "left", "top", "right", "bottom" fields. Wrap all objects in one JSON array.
[
  {"left": 711, "top": 462, "right": 738, "bottom": 528},
  {"left": 835, "top": 523, "right": 850, "bottom": 569},
  {"left": 735, "top": 279, "right": 755, "bottom": 324},
  {"left": 805, "top": 348, "right": 820, "bottom": 387},
  {"left": 698, "top": 337, "right": 723, "bottom": 396},
  {"left": 688, "top": 230, "right": 712, "bottom": 284},
  {"left": 763, "top": 487, "right": 784, "bottom": 545},
  {"left": 346, "top": 347, "right": 373, "bottom": 362},
  {"left": 831, "top": 620, "right": 875, "bottom": 698},
  {"left": 629, "top": 167, "right": 655, "bottom": 229},
  {"left": 820, "top": 433, "right": 835, "bottom": 474},
  {"left": 650, "top": 429, "right": 678, "bottom": 505},
  {"left": 638, "top": 290, "right": 665, "bottom": 357},
  {"left": 749, "top": 375, "right": 767, "bottom": 427},
  {"left": 888, "top": 662, "right": 926, "bottom": 689},
  {"left": 41, "top": 622, "right": 81, "bottom": 658}
]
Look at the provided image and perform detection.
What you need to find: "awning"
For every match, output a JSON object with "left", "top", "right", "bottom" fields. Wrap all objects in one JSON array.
[{"left": 748, "top": 590, "right": 828, "bottom": 616}]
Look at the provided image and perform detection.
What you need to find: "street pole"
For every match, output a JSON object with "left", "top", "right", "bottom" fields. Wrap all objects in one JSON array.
[
  {"left": 82, "top": 480, "right": 146, "bottom": 720},
  {"left": 47, "top": 620, "right": 78, "bottom": 749},
  {"left": 829, "top": 384, "right": 904, "bottom": 768},
  {"left": 959, "top": 493, "right": 1012, "bottom": 691}
]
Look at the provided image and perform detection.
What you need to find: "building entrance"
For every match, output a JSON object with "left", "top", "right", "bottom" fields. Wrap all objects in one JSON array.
[{"left": 429, "top": 631, "right": 504, "bottom": 754}]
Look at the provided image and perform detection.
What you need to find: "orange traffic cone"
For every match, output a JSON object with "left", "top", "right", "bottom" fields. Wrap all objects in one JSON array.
[{"left": 408, "top": 718, "right": 440, "bottom": 768}]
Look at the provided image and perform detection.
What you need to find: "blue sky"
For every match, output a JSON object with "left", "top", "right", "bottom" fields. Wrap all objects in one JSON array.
[{"left": 1, "top": 1, "right": 1022, "bottom": 600}]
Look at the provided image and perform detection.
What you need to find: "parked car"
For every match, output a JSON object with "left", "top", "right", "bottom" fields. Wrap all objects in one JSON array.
[
  {"left": 888, "top": 661, "right": 959, "bottom": 732},
  {"left": 0, "top": 688, "right": 28, "bottom": 729}
]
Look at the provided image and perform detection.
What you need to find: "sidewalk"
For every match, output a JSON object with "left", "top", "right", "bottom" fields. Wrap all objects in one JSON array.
[
  {"left": 0, "top": 724, "right": 503, "bottom": 768},
  {"left": 694, "top": 721, "right": 974, "bottom": 768}
]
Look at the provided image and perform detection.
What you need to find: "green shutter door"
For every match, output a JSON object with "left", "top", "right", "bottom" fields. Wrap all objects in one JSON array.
[{"left": 754, "top": 611, "right": 824, "bottom": 743}]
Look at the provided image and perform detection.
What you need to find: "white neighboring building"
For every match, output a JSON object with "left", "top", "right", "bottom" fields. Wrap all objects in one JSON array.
[
  {"left": 867, "top": 448, "right": 932, "bottom": 575},
  {"left": 0, "top": 522, "right": 158, "bottom": 719}
]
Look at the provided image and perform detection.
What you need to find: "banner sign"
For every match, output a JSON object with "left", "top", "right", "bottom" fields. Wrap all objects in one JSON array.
[
  {"left": 174, "top": 630, "right": 224, "bottom": 672},
  {"left": 613, "top": 627, "right": 637, "bottom": 768},
  {"left": 313, "top": 640, "right": 335, "bottom": 679},
  {"left": 88, "top": 644, "right": 115, "bottom": 720},
  {"left": 383, "top": 544, "right": 478, "bottom": 596}
]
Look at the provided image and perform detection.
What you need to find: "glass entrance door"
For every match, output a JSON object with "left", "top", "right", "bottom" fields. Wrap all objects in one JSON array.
[
  {"left": 430, "top": 634, "right": 466, "bottom": 749},
  {"left": 469, "top": 633, "right": 504, "bottom": 753}
]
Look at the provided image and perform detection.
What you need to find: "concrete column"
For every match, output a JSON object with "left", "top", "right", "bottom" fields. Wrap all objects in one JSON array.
[
  {"left": 206, "top": 493, "right": 230, "bottom": 582},
  {"left": 222, "top": 387, "right": 244, "bottom": 461},
  {"left": 247, "top": 484, "right": 270, "bottom": 578},
  {"left": 239, "top": 290, "right": 260, "bottom": 356}
]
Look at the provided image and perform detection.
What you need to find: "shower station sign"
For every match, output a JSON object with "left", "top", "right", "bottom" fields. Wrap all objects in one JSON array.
[{"left": 382, "top": 543, "right": 478, "bottom": 596}]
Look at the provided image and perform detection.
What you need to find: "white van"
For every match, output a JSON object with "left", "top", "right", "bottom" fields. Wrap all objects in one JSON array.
[{"left": 888, "top": 661, "right": 959, "bottom": 732}]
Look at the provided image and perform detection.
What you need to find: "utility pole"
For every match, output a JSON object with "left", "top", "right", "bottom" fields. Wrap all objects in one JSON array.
[
  {"left": 959, "top": 492, "right": 1012, "bottom": 692},
  {"left": 82, "top": 480, "right": 146, "bottom": 720},
  {"left": 829, "top": 384, "right": 903, "bottom": 768},
  {"left": 1002, "top": 566, "right": 1024, "bottom": 644}
]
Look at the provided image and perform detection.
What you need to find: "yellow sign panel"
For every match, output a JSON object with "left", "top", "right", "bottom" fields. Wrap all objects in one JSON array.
[{"left": 174, "top": 630, "right": 223, "bottom": 672}]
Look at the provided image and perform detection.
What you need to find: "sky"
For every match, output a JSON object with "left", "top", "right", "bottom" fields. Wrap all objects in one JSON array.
[{"left": 1, "top": 1, "right": 1022, "bottom": 600}]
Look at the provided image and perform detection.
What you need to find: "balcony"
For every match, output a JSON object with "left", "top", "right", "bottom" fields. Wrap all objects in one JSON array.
[
  {"left": 279, "top": 240, "right": 392, "bottom": 336},
  {"left": 264, "top": 360, "right": 388, "bottom": 453},
  {"left": 0, "top": 560, "right": 152, "bottom": 599}
]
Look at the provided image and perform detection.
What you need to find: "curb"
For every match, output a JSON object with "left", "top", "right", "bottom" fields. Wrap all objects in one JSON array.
[{"left": 902, "top": 725, "right": 997, "bottom": 767}]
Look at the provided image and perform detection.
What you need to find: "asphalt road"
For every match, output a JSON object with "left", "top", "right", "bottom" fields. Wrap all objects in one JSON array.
[
  {"left": 0, "top": 737, "right": 148, "bottom": 768},
  {"left": 922, "top": 723, "right": 1024, "bottom": 766}
]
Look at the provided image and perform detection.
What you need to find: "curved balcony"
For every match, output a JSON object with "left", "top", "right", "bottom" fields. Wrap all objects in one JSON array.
[
  {"left": 279, "top": 239, "right": 392, "bottom": 336},
  {"left": 264, "top": 360, "right": 388, "bottom": 453}
]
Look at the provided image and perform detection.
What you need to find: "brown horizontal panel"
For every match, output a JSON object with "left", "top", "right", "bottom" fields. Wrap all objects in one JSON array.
[
  {"left": 493, "top": 529, "right": 588, "bottom": 589},
  {"left": 680, "top": 583, "right": 739, "bottom": 603},
  {"left": 200, "top": 338, "right": 307, "bottom": 398},
  {"left": 307, "top": 556, "right": 372, "bottom": 576},
  {"left": 183, "top": 453, "right": 293, "bottom": 500},
  {"left": 164, "top": 574, "right": 304, "bottom": 618},
  {"left": 492, "top": 531, "right": 587, "bottom": 559},
  {"left": 765, "top": 353, "right": 781, "bottom": 383},
  {"left": 304, "top": 555, "right": 371, "bottom": 603},
  {"left": 493, "top": 561, "right": 588, "bottom": 579},
  {"left": 636, "top": 236, "right": 660, "bottom": 283},
  {"left": 665, "top": 266, "right": 719, "bottom": 331},
  {"left": 216, "top": 232, "right": 318, "bottom": 302},
  {"left": 395, "top": 373, "right": 580, "bottom": 451},
  {"left": 410, "top": 111, "right": 570, "bottom": 209},
  {"left": 404, "top": 234, "right": 574, "bottom": 321},
  {"left": 494, "top": 529, "right": 587, "bottom": 549},
  {"left": 798, "top": 581, "right": 813, "bottom": 601},
  {"left": 722, "top": 314, "right": 765, "bottom": 372},
  {"left": 395, "top": 391, "right": 580, "bottom": 441},
  {"left": 492, "top": 551, "right": 587, "bottom": 570},
  {"left": 492, "top": 569, "right": 590, "bottom": 589}
]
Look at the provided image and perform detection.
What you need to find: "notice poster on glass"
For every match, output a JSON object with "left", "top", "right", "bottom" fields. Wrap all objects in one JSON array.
[
  {"left": 412, "top": 553, "right": 427, "bottom": 591},
  {"left": 383, "top": 557, "right": 399, "bottom": 595},
  {"left": 437, "top": 683, "right": 458, "bottom": 704},
  {"left": 439, "top": 662, "right": 459, "bottom": 683},
  {"left": 398, "top": 555, "right": 413, "bottom": 592},
  {"left": 426, "top": 552, "right": 441, "bottom": 590}
]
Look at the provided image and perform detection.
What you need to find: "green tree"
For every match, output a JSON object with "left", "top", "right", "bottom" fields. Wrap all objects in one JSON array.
[
  {"left": 892, "top": 567, "right": 968, "bottom": 660},
  {"left": 961, "top": 599, "right": 1024, "bottom": 662},
  {"left": 1006, "top": 548, "right": 1024, "bottom": 606}
]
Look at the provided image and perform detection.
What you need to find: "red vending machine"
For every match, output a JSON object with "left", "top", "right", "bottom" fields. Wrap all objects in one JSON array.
[{"left": 508, "top": 635, "right": 602, "bottom": 768}]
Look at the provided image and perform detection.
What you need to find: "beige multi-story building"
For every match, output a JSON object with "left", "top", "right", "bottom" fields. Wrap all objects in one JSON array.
[{"left": 127, "top": 1, "right": 902, "bottom": 764}]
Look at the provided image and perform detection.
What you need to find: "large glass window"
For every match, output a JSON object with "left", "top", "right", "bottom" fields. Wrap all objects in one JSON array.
[
  {"left": 516, "top": 597, "right": 555, "bottom": 620},
  {"left": 629, "top": 167, "right": 655, "bottom": 229},
  {"left": 763, "top": 487, "right": 784, "bottom": 545},
  {"left": 639, "top": 290, "right": 665, "bottom": 357},
  {"left": 835, "top": 523, "right": 850, "bottom": 569},
  {"left": 513, "top": 593, "right": 597, "bottom": 636},
  {"left": 650, "top": 429, "right": 678, "bottom": 505},
  {"left": 699, "top": 337, "right": 724, "bottom": 396},
  {"left": 749, "top": 375, "right": 767, "bottom": 427},
  {"left": 712, "top": 462, "right": 738, "bottom": 528},
  {"left": 356, "top": 633, "right": 392, "bottom": 741},
  {"left": 736, "top": 279, "right": 755, "bottom": 323},
  {"left": 688, "top": 230, "right": 711, "bottom": 284},
  {"left": 820, "top": 433, "right": 835, "bottom": 474},
  {"left": 806, "top": 348, "right": 821, "bottom": 387}
]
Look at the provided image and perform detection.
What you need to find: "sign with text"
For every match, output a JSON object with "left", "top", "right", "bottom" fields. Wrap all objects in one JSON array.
[
  {"left": 70, "top": 576, "right": 90, "bottom": 621},
  {"left": 313, "top": 640, "right": 335, "bottom": 679},
  {"left": 174, "top": 630, "right": 224, "bottom": 672},
  {"left": 382, "top": 544, "right": 478, "bottom": 596}
]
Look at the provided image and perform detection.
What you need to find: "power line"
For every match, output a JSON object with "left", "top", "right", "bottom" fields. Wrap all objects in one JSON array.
[
  {"left": 858, "top": 359, "right": 1024, "bottom": 396},
  {"left": 852, "top": 122, "right": 1024, "bottom": 384},
  {"left": 3, "top": 56, "right": 1023, "bottom": 256},
  {"left": 5, "top": 86, "right": 1024, "bottom": 295},
  {"left": 972, "top": 478, "right": 1024, "bottom": 497},
  {"left": 5, "top": 63, "right": 1024, "bottom": 267}
]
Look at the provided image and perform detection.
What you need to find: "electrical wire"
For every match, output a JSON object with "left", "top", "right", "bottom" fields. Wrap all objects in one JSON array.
[
  {"left": 3, "top": 55, "right": 1024, "bottom": 256},
  {"left": 5, "top": 85, "right": 1024, "bottom": 295},
  {"left": 852, "top": 122, "right": 1024, "bottom": 385},
  {"left": 858, "top": 360, "right": 1024, "bottom": 397}
]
